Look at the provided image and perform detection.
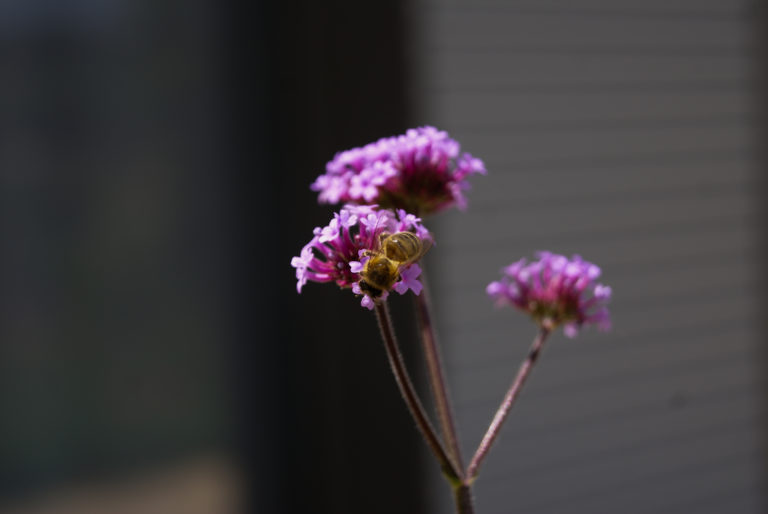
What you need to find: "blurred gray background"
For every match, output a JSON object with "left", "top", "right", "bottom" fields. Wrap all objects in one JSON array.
[
  {"left": 411, "top": 1, "right": 767, "bottom": 513},
  {"left": 1, "top": 1, "right": 765, "bottom": 513}
]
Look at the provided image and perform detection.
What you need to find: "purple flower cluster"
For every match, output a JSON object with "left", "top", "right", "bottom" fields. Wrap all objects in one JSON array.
[
  {"left": 291, "top": 205, "right": 431, "bottom": 309},
  {"left": 486, "top": 252, "right": 612, "bottom": 337},
  {"left": 311, "top": 126, "right": 486, "bottom": 215}
]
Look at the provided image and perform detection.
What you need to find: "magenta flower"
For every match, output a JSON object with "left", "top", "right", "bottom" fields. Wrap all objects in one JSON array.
[
  {"left": 486, "top": 252, "right": 612, "bottom": 337},
  {"left": 291, "top": 206, "right": 432, "bottom": 309},
  {"left": 311, "top": 126, "right": 486, "bottom": 216}
]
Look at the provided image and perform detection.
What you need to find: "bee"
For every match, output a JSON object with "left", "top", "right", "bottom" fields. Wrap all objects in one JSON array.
[{"left": 358, "top": 231, "right": 431, "bottom": 298}]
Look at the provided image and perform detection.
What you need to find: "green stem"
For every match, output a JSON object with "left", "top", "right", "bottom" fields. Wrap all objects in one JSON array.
[
  {"left": 414, "top": 270, "right": 465, "bottom": 473},
  {"left": 373, "top": 300, "right": 461, "bottom": 482},
  {"left": 466, "top": 326, "right": 551, "bottom": 481}
]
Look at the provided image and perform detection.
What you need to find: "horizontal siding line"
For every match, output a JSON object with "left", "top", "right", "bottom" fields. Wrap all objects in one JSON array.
[
  {"left": 477, "top": 379, "right": 756, "bottom": 444},
  {"left": 427, "top": 46, "right": 752, "bottom": 57},
  {"left": 488, "top": 409, "right": 760, "bottom": 483},
  {"left": 493, "top": 442, "right": 756, "bottom": 512},
  {"left": 442, "top": 316, "right": 755, "bottom": 357},
  {"left": 547, "top": 447, "right": 754, "bottom": 511},
  {"left": 462, "top": 178, "right": 755, "bottom": 198},
  {"left": 497, "top": 472, "right": 763, "bottom": 514},
  {"left": 452, "top": 302, "right": 753, "bottom": 351},
  {"left": 438, "top": 210, "right": 759, "bottom": 250},
  {"left": 494, "top": 454, "right": 758, "bottom": 514},
  {"left": 470, "top": 178, "right": 757, "bottom": 212},
  {"left": 589, "top": 247, "right": 758, "bottom": 275},
  {"left": 456, "top": 330, "right": 758, "bottom": 398},
  {"left": 427, "top": 79, "right": 747, "bottom": 95},
  {"left": 441, "top": 113, "right": 753, "bottom": 133},
  {"left": 453, "top": 316, "right": 754, "bottom": 373},
  {"left": 590, "top": 280, "right": 758, "bottom": 310},
  {"left": 446, "top": 313, "right": 756, "bottom": 369},
  {"left": 450, "top": 313, "right": 755, "bottom": 361},
  {"left": 659, "top": 479, "right": 764, "bottom": 512},
  {"left": 467, "top": 190, "right": 754, "bottom": 215},
  {"left": 420, "top": 5, "right": 746, "bottom": 21},
  {"left": 437, "top": 224, "right": 757, "bottom": 264},
  {"left": 457, "top": 337, "right": 756, "bottom": 408},
  {"left": 487, "top": 146, "right": 754, "bottom": 171}
]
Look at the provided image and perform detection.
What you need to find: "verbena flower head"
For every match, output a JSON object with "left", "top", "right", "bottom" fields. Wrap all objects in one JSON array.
[
  {"left": 311, "top": 126, "right": 486, "bottom": 216},
  {"left": 486, "top": 252, "right": 612, "bottom": 337},
  {"left": 291, "top": 205, "right": 431, "bottom": 309}
]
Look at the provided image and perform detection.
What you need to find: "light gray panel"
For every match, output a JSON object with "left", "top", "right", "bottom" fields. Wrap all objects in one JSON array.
[
  {"left": 423, "top": 0, "right": 746, "bottom": 12},
  {"left": 423, "top": 54, "right": 751, "bottom": 90},
  {"left": 430, "top": 90, "right": 752, "bottom": 125},
  {"left": 411, "top": 0, "right": 764, "bottom": 512},
  {"left": 428, "top": 12, "right": 748, "bottom": 50}
]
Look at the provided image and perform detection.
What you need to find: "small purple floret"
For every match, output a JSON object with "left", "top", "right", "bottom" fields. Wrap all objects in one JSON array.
[
  {"left": 487, "top": 252, "right": 612, "bottom": 337},
  {"left": 311, "top": 126, "right": 486, "bottom": 215},
  {"left": 393, "top": 263, "right": 423, "bottom": 296}
]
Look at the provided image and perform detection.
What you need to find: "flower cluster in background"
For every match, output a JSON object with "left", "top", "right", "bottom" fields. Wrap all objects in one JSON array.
[
  {"left": 486, "top": 252, "right": 612, "bottom": 337},
  {"left": 291, "top": 205, "right": 431, "bottom": 308},
  {"left": 311, "top": 126, "right": 486, "bottom": 215}
]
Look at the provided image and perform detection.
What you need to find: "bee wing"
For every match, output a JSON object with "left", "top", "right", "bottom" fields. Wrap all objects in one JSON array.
[
  {"left": 416, "top": 236, "right": 432, "bottom": 261},
  {"left": 398, "top": 233, "right": 432, "bottom": 268}
]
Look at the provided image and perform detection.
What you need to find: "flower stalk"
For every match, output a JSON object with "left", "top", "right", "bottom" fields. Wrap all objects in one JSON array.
[
  {"left": 453, "top": 483, "right": 475, "bottom": 514},
  {"left": 373, "top": 300, "right": 461, "bottom": 484},
  {"left": 466, "top": 326, "right": 551, "bottom": 481},
  {"left": 414, "top": 270, "right": 465, "bottom": 471}
]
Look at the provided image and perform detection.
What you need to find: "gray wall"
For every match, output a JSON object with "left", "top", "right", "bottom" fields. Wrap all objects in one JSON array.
[{"left": 410, "top": 1, "right": 766, "bottom": 512}]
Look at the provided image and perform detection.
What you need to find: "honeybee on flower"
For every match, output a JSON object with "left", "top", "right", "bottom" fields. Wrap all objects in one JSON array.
[
  {"left": 356, "top": 231, "right": 432, "bottom": 299},
  {"left": 291, "top": 205, "right": 432, "bottom": 309}
]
